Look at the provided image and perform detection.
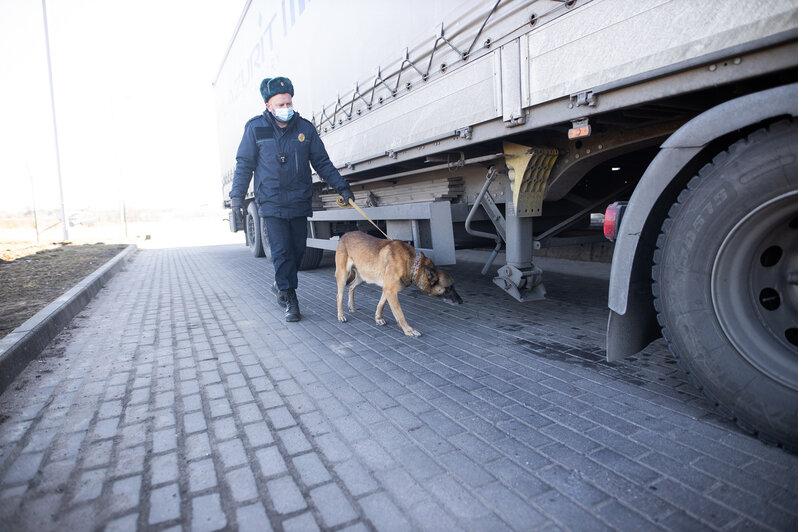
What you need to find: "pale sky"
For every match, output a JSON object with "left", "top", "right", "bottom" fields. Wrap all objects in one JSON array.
[{"left": 0, "top": 0, "right": 246, "bottom": 214}]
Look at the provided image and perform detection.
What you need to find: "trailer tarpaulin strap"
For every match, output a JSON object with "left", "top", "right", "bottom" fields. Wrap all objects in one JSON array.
[
  {"left": 313, "top": 0, "right": 580, "bottom": 135},
  {"left": 336, "top": 196, "right": 392, "bottom": 240}
]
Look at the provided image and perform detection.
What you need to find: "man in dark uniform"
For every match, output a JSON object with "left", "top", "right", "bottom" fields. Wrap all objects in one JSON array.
[{"left": 230, "top": 76, "right": 354, "bottom": 322}]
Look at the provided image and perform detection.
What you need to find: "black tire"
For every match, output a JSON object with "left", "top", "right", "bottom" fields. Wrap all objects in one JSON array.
[
  {"left": 653, "top": 120, "right": 798, "bottom": 449},
  {"left": 298, "top": 247, "right": 323, "bottom": 270},
  {"left": 245, "top": 202, "right": 265, "bottom": 258}
]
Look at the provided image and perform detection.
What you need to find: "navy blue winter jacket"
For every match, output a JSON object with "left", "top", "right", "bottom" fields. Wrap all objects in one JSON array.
[{"left": 230, "top": 111, "right": 351, "bottom": 218}]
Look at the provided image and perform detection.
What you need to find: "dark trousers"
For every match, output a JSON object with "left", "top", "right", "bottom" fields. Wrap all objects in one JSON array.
[{"left": 262, "top": 216, "right": 307, "bottom": 291}]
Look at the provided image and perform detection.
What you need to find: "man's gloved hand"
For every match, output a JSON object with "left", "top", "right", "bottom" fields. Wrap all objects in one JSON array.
[
  {"left": 340, "top": 188, "right": 355, "bottom": 207},
  {"left": 230, "top": 197, "right": 246, "bottom": 230}
]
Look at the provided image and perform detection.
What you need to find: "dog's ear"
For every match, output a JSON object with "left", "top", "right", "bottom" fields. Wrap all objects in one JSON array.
[{"left": 425, "top": 267, "right": 438, "bottom": 285}]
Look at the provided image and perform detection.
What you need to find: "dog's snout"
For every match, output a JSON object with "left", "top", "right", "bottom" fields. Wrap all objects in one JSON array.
[{"left": 443, "top": 286, "right": 463, "bottom": 305}]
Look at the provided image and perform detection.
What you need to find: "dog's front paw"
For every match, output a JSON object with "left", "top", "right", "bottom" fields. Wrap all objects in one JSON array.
[
  {"left": 404, "top": 328, "right": 422, "bottom": 337},
  {"left": 338, "top": 314, "right": 348, "bottom": 323},
  {"left": 348, "top": 303, "right": 356, "bottom": 312},
  {"left": 375, "top": 317, "right": 386, "bottom": 326}
]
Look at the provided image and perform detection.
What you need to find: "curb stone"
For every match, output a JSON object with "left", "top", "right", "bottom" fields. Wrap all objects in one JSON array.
[{"left": 0, "top": 244, "right": 137, "bottom": 394}]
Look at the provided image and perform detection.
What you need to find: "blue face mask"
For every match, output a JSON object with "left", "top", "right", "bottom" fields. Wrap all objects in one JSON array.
[{"left": 273, "top": 107, "right": 294, "bottom": 122}]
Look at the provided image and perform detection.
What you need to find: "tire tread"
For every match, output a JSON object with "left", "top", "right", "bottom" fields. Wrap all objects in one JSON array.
[{"left": 651, "top": 119, "right": 796, "bottom": 448}]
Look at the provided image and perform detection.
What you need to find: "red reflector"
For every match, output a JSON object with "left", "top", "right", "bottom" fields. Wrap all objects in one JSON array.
[{"left": 604, "top": 201, "right": 627, "bottom": 242}]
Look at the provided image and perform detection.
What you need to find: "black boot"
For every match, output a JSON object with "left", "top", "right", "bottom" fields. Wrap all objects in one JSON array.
[
  {"left": 281, "top": 289, "right": 301, "bottom": 322},
  {"left": 273, "top": 282, "right": 287, "bottom": 307}
]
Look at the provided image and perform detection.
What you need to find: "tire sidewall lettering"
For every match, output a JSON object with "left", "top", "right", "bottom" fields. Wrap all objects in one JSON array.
[{"left": 654, "top": 121, "right": 798, "bottom": 446}]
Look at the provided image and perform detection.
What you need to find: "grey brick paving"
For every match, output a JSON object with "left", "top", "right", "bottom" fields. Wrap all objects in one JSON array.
[{"left": 2, "top": 244, "right": 798, "bottom": 531}]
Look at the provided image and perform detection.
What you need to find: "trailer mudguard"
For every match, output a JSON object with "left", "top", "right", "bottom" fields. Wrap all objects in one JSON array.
[{"left": 606, "top": 82, "right": 798, "bottom": 361}]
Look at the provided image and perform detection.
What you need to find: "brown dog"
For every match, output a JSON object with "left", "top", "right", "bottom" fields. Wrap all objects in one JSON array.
[{"left": 335, "top": 231, "right": 462, "bottom": 336}]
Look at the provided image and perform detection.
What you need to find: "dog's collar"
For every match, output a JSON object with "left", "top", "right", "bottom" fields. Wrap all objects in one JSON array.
[{"left": 409, "top": 253, "right": 422, "bottom": 286}]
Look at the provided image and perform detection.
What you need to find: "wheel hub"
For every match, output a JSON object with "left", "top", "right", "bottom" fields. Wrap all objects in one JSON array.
[{"left": 712, "top": 191, "right": 798, "bottom": 390}]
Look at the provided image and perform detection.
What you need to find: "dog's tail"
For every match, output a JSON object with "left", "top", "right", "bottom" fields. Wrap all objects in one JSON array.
[{"left": 346, "top": 269, "right": 356, "bottom": 285}]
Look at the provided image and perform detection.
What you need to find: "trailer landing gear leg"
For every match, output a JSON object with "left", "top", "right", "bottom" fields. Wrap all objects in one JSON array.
[
  {"left": 494, "top": 264, "right": 545, "bottom": 302},
  {"left": 494, "top": 202, "right": 546, "bottom": 302},
  {"left": 493, "top": 142, "right": 558, "bottom": 302}
]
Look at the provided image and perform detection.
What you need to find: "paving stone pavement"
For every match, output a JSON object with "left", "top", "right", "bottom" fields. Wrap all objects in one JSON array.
[{"left": 1, "top": 243, "right": 797, "bottom": 531}]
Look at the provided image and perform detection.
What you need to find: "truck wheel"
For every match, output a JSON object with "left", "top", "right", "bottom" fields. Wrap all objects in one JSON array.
[
  {"left": 298, "top": 220, "right": 325, "bottom": 270},
  {"left": 652, "top": 120, "right": 798, "bottom": 449},
  {"left": 245, "top": 202, "right": 265, "bottom": 257},
  {"left": 298, "top": 247, "right": 323, "bottom": 270}
]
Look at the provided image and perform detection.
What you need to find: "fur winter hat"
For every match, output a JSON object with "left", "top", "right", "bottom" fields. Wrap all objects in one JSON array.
[{"left": 260, "top": 77, "right": 294, "bottom": 102}]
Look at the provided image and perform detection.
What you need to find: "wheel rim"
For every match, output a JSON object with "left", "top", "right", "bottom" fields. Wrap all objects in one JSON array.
[
  {"left": 246, "top": 214, "right": 256, "bottom": 246},
  {"left": 712, "top": 191, "right": 798, "bottom": 390}
]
